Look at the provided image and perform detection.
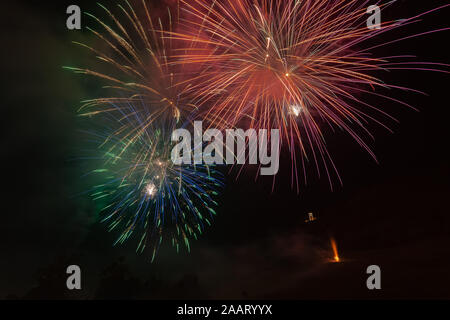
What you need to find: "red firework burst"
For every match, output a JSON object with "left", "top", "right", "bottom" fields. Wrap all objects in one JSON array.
[{"left": 168, "top": 0, "right": 449, "bottom": 190}]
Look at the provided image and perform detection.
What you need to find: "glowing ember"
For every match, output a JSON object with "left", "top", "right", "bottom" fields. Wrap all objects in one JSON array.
[
  {"left": 145, "top": 182, "right": 157, "bottom": 198},
  {"left": 290, "top": 105, "right": 302, "bottom": 117}
]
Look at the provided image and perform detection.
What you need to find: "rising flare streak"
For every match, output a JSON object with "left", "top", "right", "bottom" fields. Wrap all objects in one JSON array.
[
  {"left": 82, "top": 101, "right": 224, "bottom": 261},
  {"left": 330, "top": 237, "right": 340, "bottom": 263},
  {"left": 169, "top": 0, "right": 449, "bottom": 190}
]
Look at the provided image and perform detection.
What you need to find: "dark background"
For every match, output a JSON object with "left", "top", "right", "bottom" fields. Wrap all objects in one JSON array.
[{"left": 1, "top": 0, "right": 449, "bottom": 299}]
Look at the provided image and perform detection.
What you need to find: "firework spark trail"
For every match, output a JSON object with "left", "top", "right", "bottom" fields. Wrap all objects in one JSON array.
[
  {"left": 167, "top": 0, "right": 450, "bottom": 191},
  {"left": 82, "top": 101, "right": 224, "bottom": 261},
  {"left": 64, "top": 0, "right": 199, "bottom": 131}
]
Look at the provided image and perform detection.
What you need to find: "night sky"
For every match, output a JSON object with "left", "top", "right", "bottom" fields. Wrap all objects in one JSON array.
[{"left": 1, "top": 0, "right": 449, "bottom": 299}]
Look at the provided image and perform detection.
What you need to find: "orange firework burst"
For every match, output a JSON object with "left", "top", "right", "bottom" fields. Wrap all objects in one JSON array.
[{"left": 169, "top": 0, "right": 449, "bottom": 190}]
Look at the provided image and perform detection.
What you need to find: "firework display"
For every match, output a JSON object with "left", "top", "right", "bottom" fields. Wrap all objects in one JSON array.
[
  {"left": 3, "top": 0, "right": 450, "bottom": 304},
  {"left": 67, "top": 0, "right": 448, "bottom": 258}
]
